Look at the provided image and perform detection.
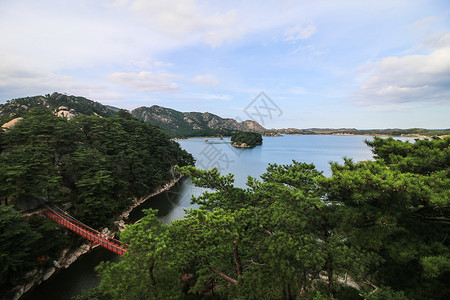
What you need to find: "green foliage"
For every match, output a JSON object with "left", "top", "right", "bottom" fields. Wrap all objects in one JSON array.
[
  {"left": 421, "top": 255, "right": 450, "bottom": 279},
  {"left": 231, "top": 131, "right": 263, "bottom": 148},
  {"left": 0, "top": 92, "right": 116, "bottom": 124},
  {"left": 0, "top": 108, "right": 194, "bottom": 293},
  {"left": 1, "top": 109, "right": 194, "bottom": 225},
  {"left": 91, "top": 137, "right": 449, "bottom": 299},
  {"left": 325, "top": 137, "right": 450, "bottom": 299},
  {"left": 94, "top": 162, "right": 336, "bottom": 299},
  {"left": 0, "top": 205, "right": 40, "bottom": 291},
  {"left": 94, "top": 209, "right": 179, "bottom": 299},
  {"left": 0, "top": 109, "right": 65, "bottom": 208}
]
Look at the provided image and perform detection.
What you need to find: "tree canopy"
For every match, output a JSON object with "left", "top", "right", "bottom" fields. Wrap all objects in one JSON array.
[
  {"left": 0, "top": 109, "right": 194, "bottom": 293},
  {"left": 88, "top": 136, "right": 449, "bottom": 299},
  {"left": 231, "top": 131, "right": 263, "bottom": 148}
]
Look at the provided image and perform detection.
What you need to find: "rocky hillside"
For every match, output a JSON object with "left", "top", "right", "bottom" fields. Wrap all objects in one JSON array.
[
  {"left": 1, "top": 93, "right": 266, "bottom": 138},
  {"left": 0, "top": 92, "right": 117, "bottom": 123},
  {"left": 132, "top": 105, "right": 266, "bottom": 137}
]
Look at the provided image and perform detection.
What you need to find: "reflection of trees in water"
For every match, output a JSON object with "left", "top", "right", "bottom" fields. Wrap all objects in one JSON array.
[{"left": 168, "top": 178, "right": 205, "bottom": 207}]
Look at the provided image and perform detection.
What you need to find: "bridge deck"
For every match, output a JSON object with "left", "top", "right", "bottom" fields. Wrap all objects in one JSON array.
[{"left": 44, "top": 208, "right": 128, "bottom": 256}]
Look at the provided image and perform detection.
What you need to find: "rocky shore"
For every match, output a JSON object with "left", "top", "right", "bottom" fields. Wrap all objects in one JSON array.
[
  {"left": 12, "top": 242, "right": 100, "bottom": 300},
  {"left": 231, "top": 142, "right": 253, "bottom": 148}
]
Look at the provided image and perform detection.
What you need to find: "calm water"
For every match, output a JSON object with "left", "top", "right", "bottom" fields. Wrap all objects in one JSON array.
[{"left": 24, "top": 135, "right": 412, "bottom": 299}]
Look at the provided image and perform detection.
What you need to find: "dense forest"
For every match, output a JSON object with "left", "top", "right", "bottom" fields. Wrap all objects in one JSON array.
[
  {"left": 231, "top": 131, "right": 263, "bottom": 148},
  {"left": 0, "top": 93, "right": 265, "bottom": 139},
  {"left": 0, "top": 109, "right": 193, "bottom": 296},
  {"left": 81, "top": 137, "right": 449, "bottom": 299},
  {"left": 0, "top": 93, "right": 117, "bottom": 124},
  {"left": 1, "top": 94, "right": 449, "bottom": 299}
]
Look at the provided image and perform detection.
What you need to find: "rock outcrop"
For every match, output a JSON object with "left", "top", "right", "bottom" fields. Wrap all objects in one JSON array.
[{"left": 1, "top": 117, "right": 23, "bottom": 130}]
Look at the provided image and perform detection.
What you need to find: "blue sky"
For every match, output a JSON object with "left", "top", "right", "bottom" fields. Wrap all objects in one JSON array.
[{"left": 1, "top": 0, "right": 449, "bottom": 129}]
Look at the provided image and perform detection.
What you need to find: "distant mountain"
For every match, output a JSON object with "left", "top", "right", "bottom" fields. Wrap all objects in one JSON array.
[
  {"left": 0, "top": 92, "right": 117, "bottom": 123},
  {"left": 0, "top": 93, "right": 266, "bottom": 138},
  {"left": 131, "top": 105, "right": 266, "bottom": 137},
  {"left": 3, "top": 93, "right": 444, "bottom": 139}
]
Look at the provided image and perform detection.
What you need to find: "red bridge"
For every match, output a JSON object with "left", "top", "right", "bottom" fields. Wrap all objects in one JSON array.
[{"left": 44, "top": 207, "right": 128, "bottom": 255}]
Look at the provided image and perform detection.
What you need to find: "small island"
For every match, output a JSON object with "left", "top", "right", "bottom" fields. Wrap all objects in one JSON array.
[{"left": 231, "top": 131, "right": 263, "bottom": 148}]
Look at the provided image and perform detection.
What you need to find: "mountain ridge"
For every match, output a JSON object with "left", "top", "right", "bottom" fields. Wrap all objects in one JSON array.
[
  {"left": 1, "top": 93, "right": 448, "bottom": 138},
  {"left": 0, "top": 93, "right": 266, "bottom": 137},
  {"left": 132, "top": 105, "right": 265, "bottom": 137},
  {"left": 0, "top": 92, "right": 116, "bottom": 121}
]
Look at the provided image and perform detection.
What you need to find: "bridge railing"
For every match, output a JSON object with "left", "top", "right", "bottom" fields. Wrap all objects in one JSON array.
[{"left": 44, "top": 206, "right": 129, "bottom": 255}]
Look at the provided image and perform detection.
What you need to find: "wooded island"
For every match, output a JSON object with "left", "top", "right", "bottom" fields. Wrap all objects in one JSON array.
[{"left": 231, "top": 131, "right": 263, "bottom": 148}]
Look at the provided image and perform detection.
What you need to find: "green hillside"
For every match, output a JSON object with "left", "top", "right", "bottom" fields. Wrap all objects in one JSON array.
[
  {"left": 0, "top": 109, "right": 193, "bottom": 295},
  {"left": 0, "top": 93, "right": 117, "bottom": 124}
]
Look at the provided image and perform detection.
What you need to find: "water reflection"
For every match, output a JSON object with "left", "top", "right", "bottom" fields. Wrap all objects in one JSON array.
[
  {"left": 22, "top": 247, "right": 119, "bottom": 300},
  {"left": 127, "top": 177, "right": 202, "bottom": 224}
]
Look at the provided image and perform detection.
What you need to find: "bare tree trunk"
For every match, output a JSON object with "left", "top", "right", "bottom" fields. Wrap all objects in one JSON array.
[
  {"left": 211, "top": 267, "right": 237, "bottom": 284},
  {"left": 148, "top": 261, "right": 158, "bottom": 297},
  {"left": 233, "top": 237, "right": 243, "bottom": 276},
  {"left": 287, "top": 283, "right": 293, "bottom": 300}
]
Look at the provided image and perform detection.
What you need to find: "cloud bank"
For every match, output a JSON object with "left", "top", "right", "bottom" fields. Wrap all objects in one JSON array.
[
  {"left": 109, "top": 71, "right": 179, "bottom": 92},
  {"left": 354, "top": 33, "right": 450, "bottom": 108}
]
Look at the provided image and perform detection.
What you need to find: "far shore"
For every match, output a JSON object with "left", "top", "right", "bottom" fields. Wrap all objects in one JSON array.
[{"left": 173, "top": 133, "right": 446, "bottom": 141}]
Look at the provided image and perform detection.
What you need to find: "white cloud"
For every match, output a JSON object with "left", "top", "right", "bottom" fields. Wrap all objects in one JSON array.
[
  {"left": 284, "top": 23, "right": 317, "bottom": 41},
  {"left": 353, "top": 36, "right": 450, "bottom": 107},
  {"left": 108, "top": 71, "right": 179, "bottom": 92},
  {"left": 291, "top": 45, "right": 314, "bottom": 55},
  {"left": 120, "top": 0, "right": 242, "bottom": 46},
  {"left": 0, "top": 64, "right": 111, "bottom": 102},
  {"left": 125, "top": 60, "right": 174, "bottom": 70},
  {"left": 290, "top": 44, "right": 326, "bottom": 60},
  {"left": 190, "top": 74, "right": 219, "bottom": 87}
]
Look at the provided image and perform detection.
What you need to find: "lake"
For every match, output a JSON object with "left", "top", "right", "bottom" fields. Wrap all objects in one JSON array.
[{"left": 23, "top": 135, "right": 412, "bottom": 299}]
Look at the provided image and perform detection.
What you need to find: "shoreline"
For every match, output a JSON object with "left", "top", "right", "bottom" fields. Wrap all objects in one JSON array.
[
  {"left": 117, "top": 177, "right": 181, "bottom": 226},
  {"left": 173, "top": 136, "right": 230, "bottom": 141},
  {"left": 173, "top": 133, "right": 446, "bottom": 141},
  {"left": 272, "top": 133, "right": 444, "bottom": 139}
]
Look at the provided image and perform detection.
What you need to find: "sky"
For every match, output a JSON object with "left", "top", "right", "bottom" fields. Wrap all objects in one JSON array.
[{"left": 0, "top": 0, "right": 449, "bottom": 129}]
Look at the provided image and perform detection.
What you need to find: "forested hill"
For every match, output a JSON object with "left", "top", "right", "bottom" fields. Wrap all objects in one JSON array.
[
  {"left": 0, "top": 108, "right": 194, "bottom": 296},
  {"left": 1, "top": 93, "right": 266, "bottom": 138},
  {"left": 0, "top": 93, "right": 117, "bottom": 124},
  {"left": 131, "top": 105, "right": 265, "bottom": 137},
  {"left": 3, "top": 93, "right": 446, "bottom": 139}
]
